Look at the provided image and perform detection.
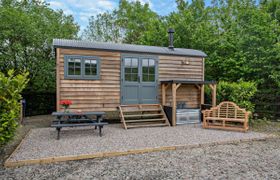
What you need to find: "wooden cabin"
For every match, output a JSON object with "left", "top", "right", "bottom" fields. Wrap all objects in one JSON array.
[{"left": 53, "top": 30, "right": 216, "bottom": 127}]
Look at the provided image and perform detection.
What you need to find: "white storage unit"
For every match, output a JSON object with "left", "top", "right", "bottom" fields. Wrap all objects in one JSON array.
[{"left": 176, "top": 109, "right": 201, "bottom": 124}]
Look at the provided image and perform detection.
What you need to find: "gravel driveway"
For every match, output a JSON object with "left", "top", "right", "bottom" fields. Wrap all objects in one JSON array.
[
  {"left": 7, "top": 124, "right": 269, "bottom": 163},
  {"left": 1, "top": 138, "right": 279, "bottom": 179}
]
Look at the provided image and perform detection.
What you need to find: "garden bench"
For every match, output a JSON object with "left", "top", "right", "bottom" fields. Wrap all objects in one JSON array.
[
  {"left": 51, "top": 112, "right": 108, "bottom": 140},
  {"left": 202, "top": 101, "right": 250, "bottom": 132}
]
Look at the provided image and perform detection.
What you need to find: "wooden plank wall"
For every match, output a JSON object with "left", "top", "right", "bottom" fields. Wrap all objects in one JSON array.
[
  {"left": 57, "top": 48, "right": 121, "bottom": 112},
  {"left": 158, "top": 56, "right": 203, "bottom": 108},
  {"left": 57, "top": 49, "right": 204, "bottom": 112}
]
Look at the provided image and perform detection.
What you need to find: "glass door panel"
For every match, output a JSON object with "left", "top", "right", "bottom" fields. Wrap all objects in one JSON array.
[
  {"left": 142, "top": 58, "right": 155, "bottom": 82},
  {"left": 124, "top": 58, "right": 139, "bottom": 82}
]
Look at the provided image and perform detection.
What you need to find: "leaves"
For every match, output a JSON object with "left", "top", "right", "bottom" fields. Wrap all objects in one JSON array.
[
  {"left": 216, "top": 81, "right": 257, "bottom": 112},
  {"left": 0, "top": 0, "right": 79, "bottom": 92},
  {"left": 0, "top": 70, "right": 29, "bottom": 144}
]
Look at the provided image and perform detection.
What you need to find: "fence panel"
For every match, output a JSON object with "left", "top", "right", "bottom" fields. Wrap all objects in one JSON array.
[{"left": 22, "top": 92, "right": 56, "bottom": 116}]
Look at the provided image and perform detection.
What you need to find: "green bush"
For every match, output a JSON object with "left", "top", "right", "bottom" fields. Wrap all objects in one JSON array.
[
  {"left": 216, "top": 81, "right": 257, "bottom": 112},
  {"left": 0, "top": 70, "right": 29, "bottom": 144}
]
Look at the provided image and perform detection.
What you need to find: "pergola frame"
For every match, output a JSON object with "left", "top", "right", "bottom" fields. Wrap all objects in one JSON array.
[{"left": 161, "top": 80, "right": 217, "bottom": 126}]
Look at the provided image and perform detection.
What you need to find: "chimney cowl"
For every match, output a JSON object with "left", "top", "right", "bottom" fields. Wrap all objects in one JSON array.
[{"left": 168, "top": 28, "right": 175, "bottom": 50}]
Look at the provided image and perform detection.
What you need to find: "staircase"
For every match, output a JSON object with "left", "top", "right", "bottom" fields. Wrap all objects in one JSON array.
[{"left": 118, "top": 104, "right": 170, "bottom": 129}]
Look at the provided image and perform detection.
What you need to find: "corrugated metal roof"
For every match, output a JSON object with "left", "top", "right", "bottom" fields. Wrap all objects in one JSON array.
[{"left": 53, "top": 39, "right": 207, "bottom": 57}]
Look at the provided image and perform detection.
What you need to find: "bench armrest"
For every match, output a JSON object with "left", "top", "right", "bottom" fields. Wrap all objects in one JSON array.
[{"left": 202, "top": 110, "right": 211, "bottom": 117}]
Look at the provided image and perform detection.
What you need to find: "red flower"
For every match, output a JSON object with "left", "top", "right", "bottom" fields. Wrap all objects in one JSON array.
[{"left": 59, "top": 100, "right": 72, "bottom": 106}]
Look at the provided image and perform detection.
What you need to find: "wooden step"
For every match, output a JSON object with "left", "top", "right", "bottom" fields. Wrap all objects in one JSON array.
[
  {"left": 122, "top": 109, "right": 161, "bottom": 113},
  {"left": 120, "top": 104, "right": 160, "bottom": 107},
  {"left": 124, "top": 113, "right": 164, "bottom": 118},
  {"left": 118, "top": 104, "right": 170, "bottom": 129},
  {"left": 127, "top": 123, "right": 169, "bottom": 129},
  {"left": 125, "top": 118, "right": 166, "bottom": 123}
]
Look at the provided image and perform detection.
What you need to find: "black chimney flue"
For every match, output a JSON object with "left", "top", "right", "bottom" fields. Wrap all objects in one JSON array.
[{"left": 168, "top": 28, "right": 175, "bottom": 50}]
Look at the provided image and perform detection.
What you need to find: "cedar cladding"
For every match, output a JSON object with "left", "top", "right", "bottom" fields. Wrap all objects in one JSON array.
[
  {"left": 158, "top": 56, "right": 203, "bottom": 108},
  {"left": 57, "top": 48, "right": 121, "bottom": 111},
  {"left": 57, "top": 48, "right": 204, "bottom": 112}
]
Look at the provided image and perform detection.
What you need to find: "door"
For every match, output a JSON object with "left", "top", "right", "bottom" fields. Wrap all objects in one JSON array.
[{"left": 121, "top": 55, "right": 158, "bottom": 104}]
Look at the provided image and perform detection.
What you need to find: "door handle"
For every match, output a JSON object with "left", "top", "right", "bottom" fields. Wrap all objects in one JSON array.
[{"left": 138, "top": 75, "right": 140, "bottom": 83}]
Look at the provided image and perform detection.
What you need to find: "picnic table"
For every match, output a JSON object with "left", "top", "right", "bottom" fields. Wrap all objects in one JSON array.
[{"left": 51, "top": 111, "right": 108, "bottom": 140}]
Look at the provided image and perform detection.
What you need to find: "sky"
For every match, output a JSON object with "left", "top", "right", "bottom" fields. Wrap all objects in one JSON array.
[{"left": 46, "top": 0, "right": 211, "bottom": 33}]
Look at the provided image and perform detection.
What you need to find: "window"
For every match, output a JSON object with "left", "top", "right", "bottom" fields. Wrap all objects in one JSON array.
[
  {"left": 64, "top": 55, "right": 100, "bottom": 79},
  {"left": 122, "top": 55, "right": 157, "bottom": 83},
  {"left": 124, "top": 58, "right": 138, "bottom": 82},
  {"left": 68, "top": 58, "right": 81, "bottom": 76},
  {"left": 142, "top": 58, "right": 155, "bottom": 82},
  {"left": 85, "top": 59, "right": 97, "bottom": 76}
]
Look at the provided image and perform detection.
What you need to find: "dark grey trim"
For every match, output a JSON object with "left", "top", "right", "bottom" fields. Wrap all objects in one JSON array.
[{"left": 64, "top": 55, "right": 100, "bottom": 80}]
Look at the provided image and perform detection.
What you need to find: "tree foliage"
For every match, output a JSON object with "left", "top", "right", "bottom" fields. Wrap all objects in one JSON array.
[
  {"left": 0, "top": 70, "right": 29, "bottom": 144},
  {"left": 82, "top": 11, "right": 123, "bottom": 43},
  {"left": 216, "top": 81, "right": 257, "bottom": 112},
  {"left": 82, "top": 0, "right": 166, "bottom": 45},
  {"left": 0, "top": 0, "right": 79, "bottom": 92}
]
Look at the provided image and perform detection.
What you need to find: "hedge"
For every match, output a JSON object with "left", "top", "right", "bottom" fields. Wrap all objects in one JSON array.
[
  {"left": 216, "top": 81, "right": 257, "bottom": 112},
  {"left": 0, "top": 70, "right": 29, "bottom": 144}
]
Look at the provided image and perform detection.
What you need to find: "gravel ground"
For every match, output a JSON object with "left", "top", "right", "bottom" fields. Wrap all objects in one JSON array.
[
  {"left": 8, "top": 124, "right": 270, "bottom": 162},
  {"left": 0, "top": 115, "right": 53, "bottom": 166},
  {"left": 1, "top": 138, "right": 280, "bottom": 179}
]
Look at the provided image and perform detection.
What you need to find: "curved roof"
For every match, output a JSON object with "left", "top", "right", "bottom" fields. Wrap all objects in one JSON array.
[{"left": 53, "top": 39, "right": 207, "bottom": 57}]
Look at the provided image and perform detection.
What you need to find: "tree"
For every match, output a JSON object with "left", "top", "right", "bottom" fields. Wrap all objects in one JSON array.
[
  {"left": 82, "top": 0, "right": 166, "bottom": 46},
  {"left": 167, "top": 0, "right": 216, "bottom": 50},
  {"left": 0, "top": 0, "right": 79, "bottom": 92},
  {"left": 117, "top": 0, "right": 165, "bottom": 45},
  {"left": 82, "top": 11, "right": 123, "bottom": 43},
  {"left": 206, "top": 0, "right": 280, "bottom": 84}
]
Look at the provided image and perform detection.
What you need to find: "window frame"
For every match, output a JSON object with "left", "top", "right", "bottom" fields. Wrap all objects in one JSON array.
[
  {"left": 64, "top": 55, "right": 100, "bottom": 80},
  {"left": 124, "top": 57, "right": 139, "bottom": 82},
  {"left": 141, "top": 58, "right": 156, "bottom": 82}
]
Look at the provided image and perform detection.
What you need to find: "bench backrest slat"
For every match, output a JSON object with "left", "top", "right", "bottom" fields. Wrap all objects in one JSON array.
[{"left": 204, "top": 101, "right": 247, "bottom": 119}]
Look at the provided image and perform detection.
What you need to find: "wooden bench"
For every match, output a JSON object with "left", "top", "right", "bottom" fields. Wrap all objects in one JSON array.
[
  {"left": 202, "top": 101, "right": 250, "bottom": 132},
  {"left": 51, "top": 112, "right": 108, "bottom": 140}
]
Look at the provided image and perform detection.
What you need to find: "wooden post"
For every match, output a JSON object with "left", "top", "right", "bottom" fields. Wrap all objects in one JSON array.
[
  {"left": 212, "top": 84, "right": 217, "bottom": 107},
  {"left": 172, "top": 83, "right": 177, "bottom": 126},
  {"left": 56, "top": 48, "right": 60, "bottom": 112},
  {"left": 200, "top": 84, "right": 204, "bottom": 105},
  {"left": 161, "top": 84, "right": 166, "bottom": 106}
]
